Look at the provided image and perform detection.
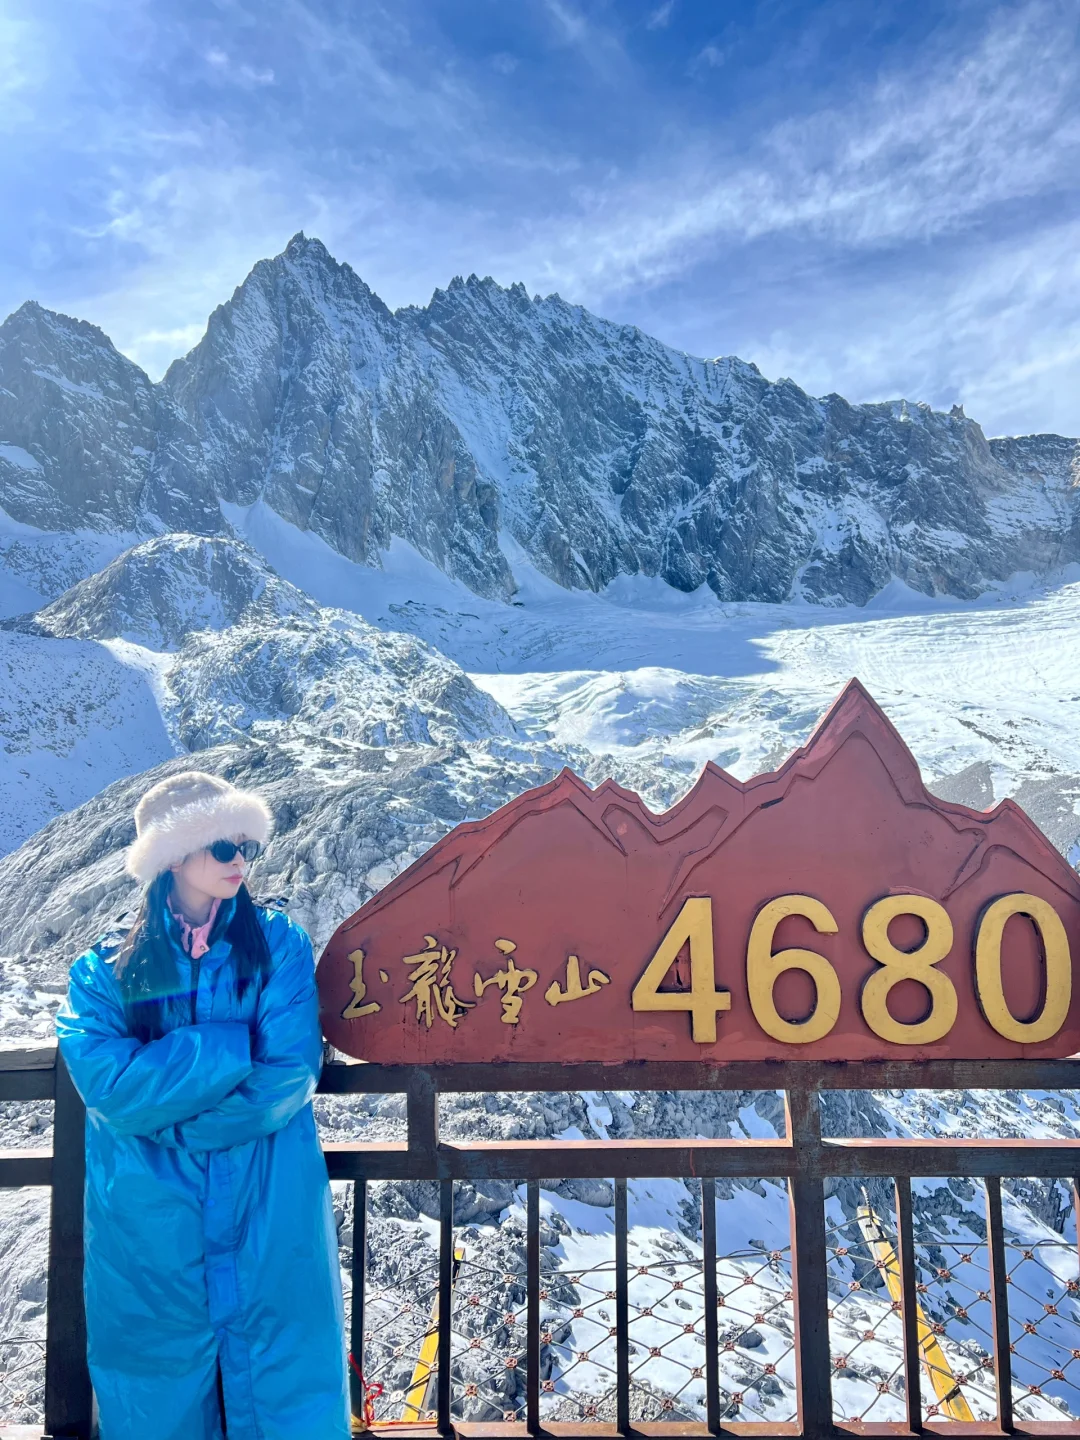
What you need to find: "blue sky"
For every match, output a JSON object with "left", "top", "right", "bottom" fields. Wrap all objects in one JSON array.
[{"left": 1, "top": 0, "right": 1078, "bottom": 437}]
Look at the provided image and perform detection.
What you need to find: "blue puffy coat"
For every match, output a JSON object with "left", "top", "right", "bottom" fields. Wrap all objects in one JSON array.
[{"left": 55, "top": 899, "right": 350, "bottom": 1440}]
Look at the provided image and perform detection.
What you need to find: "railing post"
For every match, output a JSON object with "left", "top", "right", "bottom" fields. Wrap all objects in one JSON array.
[
  {"left": 349, "top": 1180, "right": 367, "bottom": 1424},
  {"left": 985, "top": 1176, "right": 1014, "bottom": 1434},
  {"left": 700, "top": 1175, "right": 721, "bottom": 1433},
  {"left": 526, "top": 1180, "right": 540, "bottom": 1435},
  {"left": 45, "top": 1053, "right": 92, "bottom": 1439},
  {"left": 894, "top": 1176, "right": 922, "bottom": 1432},
  {"left": 437, "top": 1179, "right": 454, "bottom": 1435},
  {"left": 407, "top": 1069, "right": 438, "bottom": 1172},
  {"left": 615, "top": 1176, "right": 630, "bottom": 1434},
  {"left": 785, "top": 1087, "right": 833, "bottom": 1440}
]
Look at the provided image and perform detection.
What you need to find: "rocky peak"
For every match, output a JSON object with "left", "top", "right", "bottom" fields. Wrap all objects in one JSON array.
[
  {"left": 0, "top": 300, "right": 133, "bottom": 377},
  {"left": 0, "top": 300, "right": 160, "bottom": 533},
  {"left": 277, "top": 231, "right": 394, "bottom": 322},
  {"left": 284, "top": 229, "right": 327, "bottom": 261},
  {"left": 8, "top": 534, "right": 318, "bottom": 649}
]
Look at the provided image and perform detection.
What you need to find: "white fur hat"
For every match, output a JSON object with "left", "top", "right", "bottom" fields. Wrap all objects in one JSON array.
[{"left": 125, "top": 770, "right": 273, "bottom": 884}]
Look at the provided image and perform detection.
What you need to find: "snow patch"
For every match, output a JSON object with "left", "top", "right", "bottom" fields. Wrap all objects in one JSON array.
[
  {"left": 221, "top": 499, "right": 477, "bottom": 617},
  {"left": 0, "top": 445, "right": 41, "bottom": 472}
]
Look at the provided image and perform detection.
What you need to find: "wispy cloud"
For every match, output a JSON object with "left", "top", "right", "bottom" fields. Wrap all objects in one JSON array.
[
  {"left": 745, "top": 215, "right": 1080, "bottom": 436},
  {"left": 205, "top": 48, "right": 275, "bottom": 86},
  {"left": 690, "top": 43, "right": 725, "bottom": 69},
  {"left": 539, "top": 0, "right": 629, "bottom": 81},
  {"left": 512, "top": 1, "right": 1080, "bottom": 299},
  {"left": 1, "top": 0, "right": 1077, "bottom": 436},
  {"left": 545, "top": 0, "right": 589, "bottom": 44},
  {"left": 0, "top": 12, "right": 46, "bottom": 131}
]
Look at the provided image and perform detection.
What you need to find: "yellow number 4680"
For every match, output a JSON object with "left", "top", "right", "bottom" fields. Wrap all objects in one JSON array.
[{"left": 631, "top": 893, "right": 1071, "bottom": 1047}]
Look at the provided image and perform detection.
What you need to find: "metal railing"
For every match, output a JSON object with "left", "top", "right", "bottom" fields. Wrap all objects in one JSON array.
[{"left": 7, "top": 1050, "right": 1080, "bottom": 1436}]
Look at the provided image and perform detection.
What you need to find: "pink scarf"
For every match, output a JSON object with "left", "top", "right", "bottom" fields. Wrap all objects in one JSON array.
[{"left": 168, "top": 896, "right": 221, "bottom": 960}]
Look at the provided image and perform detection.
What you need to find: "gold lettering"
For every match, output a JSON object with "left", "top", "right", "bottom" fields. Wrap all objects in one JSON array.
[
  {"left": 747, "top": 895, "right": 840, "bottom": 1044},
  {"left": 545, "top": 954, "right": 611, "bottom": 1006},
  {"left": 342, "top": 948, "right": 381, "bottom": 1020},
  {"left": 860, "top": 895, "right": 956, "bottom": 1045},
  {"left": 399, "top": 935, "right": 475, "bottom": 1029},
  {"left": 631, "top": 898, "right": 730, "bottom": 1043},
  {"left": 473, "top": 939, "right": 538, "bottom": 1024},
  {"left": 975, "top": 893, "right": 1071, "bottom": 1043}
]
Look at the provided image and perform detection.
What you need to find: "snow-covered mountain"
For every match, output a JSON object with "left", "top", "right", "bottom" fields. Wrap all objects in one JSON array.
[
  {"left": 2, "top": 238, "right": 1078, "bottom": 1061},
  {"left": 1, "top": 234, "right": 1078, "bottom": 609},
  {"left": 0, "top": 533, "right": 548, "bottom": 856},
  {"left": 3, "top": 238, "right": 1080, "bottom": 1430}
]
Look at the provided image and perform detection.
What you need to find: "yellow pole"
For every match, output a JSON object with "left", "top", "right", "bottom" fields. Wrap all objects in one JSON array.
[
  {"left": 400, "top": 1246, "right": 466, "bottom": 1422},
  {"left": 856, "top": 1203, "right": 975, "bottom": 1422}
]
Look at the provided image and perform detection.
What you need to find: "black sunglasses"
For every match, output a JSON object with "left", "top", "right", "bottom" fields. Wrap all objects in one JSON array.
[{"left": 208, "top": 839, "right": 262, "bottom": 864}]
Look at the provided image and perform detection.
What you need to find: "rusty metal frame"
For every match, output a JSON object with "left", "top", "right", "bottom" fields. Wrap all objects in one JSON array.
[
  {"left": 318, "top": 1056, "right": 1080, "bottom": 1440},
  {"left": 6, "top": 1049, "right": 1080, "bottom": 1439}
]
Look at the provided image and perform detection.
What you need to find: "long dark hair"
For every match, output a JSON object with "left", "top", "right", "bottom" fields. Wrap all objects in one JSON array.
[{"left": 114, "top": 873, "right": 273, "bottom": 1041}]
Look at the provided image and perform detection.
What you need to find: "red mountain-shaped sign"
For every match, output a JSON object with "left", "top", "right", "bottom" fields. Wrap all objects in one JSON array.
[{"left": 317, "top": 681, "right": 1080, "bottom": 1063}]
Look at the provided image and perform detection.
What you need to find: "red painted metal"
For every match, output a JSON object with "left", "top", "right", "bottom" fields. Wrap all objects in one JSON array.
[{"left": 317, "top": 680, "right": 1080, "bottom": 1064}]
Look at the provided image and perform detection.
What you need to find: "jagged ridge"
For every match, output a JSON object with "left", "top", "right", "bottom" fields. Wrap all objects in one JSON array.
[{"left": 1, "top": 234, "right": 1077, "bottom": 607}]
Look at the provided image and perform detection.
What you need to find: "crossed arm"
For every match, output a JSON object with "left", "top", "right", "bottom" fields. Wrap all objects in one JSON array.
[{"left": 57, "top": 925, "right": 323, "bottom": 1150}]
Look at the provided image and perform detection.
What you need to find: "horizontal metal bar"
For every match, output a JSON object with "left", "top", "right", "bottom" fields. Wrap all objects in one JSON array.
[
  {"left": 323, "top": 1133, "right": 1080, "bottom": 1181},
  {"left": 0, "top": 1070, "right": 55, "bottom": 1102},
  {"left": 317, "top": 1056, "right": 1080, "bottom": 1094},
  {"left": 0, "top": 1045, "right": 58, "bottom": 1071},
  {"left": 322, "top": 1139, "right": 794, "bottom": 1180},
  {"left": 294, "top": 1421, "right": 1080, "bottom": 1440},
  {"left": 0, "top": 1046, "right": 56, "bottom": 1102},
  {"left": 324, "top": 1143, "right": 411, "bottom": 1180},
  {"left": 0, "top": 1149, "right": 52, "bottom": 1186},
  {"left": 830, "top": 1137, "right": 1080, "bottom": 1151},
  {"left": 342, "top": 1420, "right": 1080, "bottom": 1439},
  {"left": 836, "top": 1427, "right": 1080, "bottom": 1438},
  {"left": 8, "top": 1045, "right": 1080, "bottom": 1096},
  {"left": 352, "top": 1424, "right": 805, "bottom": 1439},
  {"left": 824, "top": 1137, "right": 1080, "bottom": 1178}
]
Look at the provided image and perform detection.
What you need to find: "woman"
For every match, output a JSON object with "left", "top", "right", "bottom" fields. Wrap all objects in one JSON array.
[{"left": 55, "top": 771, "right": 350, "bottom": 1440}]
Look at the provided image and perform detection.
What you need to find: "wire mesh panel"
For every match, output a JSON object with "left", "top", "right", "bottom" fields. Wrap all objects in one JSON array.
[
  {"left": 905, "top": 1175, "right": 1080, "bottom": 1425},
  {"left": 1000, "top": 1177, "right": 1080, "bottom": 1420},
  {"left": 535, "top": 1178, "right": 620, "bottom": 1423},
  {"left": 909, "top": 1176, "right": 1009, "bottom": 1422},
  {"left": 351, "top": 1180, "right": 533, "bottom": 1424},
  {"left": 248, "top": 1101, "right": 1080, "bottom": 1440},
  {"left": 351, "top": 1182, "right": 442, "bottom": 1422},
  {"left": 625, "top": 1178, "right": 707, "bottom": 1421},
  {"left": 529, "top": 1175, "right": 798, "bottom": 1425},
  {"left": 0, "top": 1186, "right": 49, "bottom": 1429},
  {"left": 449, "top": 1202, "right": 529, "bottom": 1421},
  {"left": 0, "top": 1334, "right": 45, "bottom": 1426},
  {"left": 713, "top": 1178, "right": 797, "bottom": 1423},
  {"left": 825, "top": 1181, "right": 908, "bottom": 1423}
]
